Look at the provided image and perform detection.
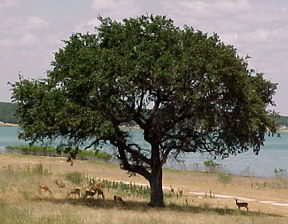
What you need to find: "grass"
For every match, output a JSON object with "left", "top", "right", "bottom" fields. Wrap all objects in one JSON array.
[
  {"left": 0, "top": 153, "right": 287, "bottom": 224},
  {"left": 217, "top": 172, "right": 233, "bottom": 184},
  {"left": 65, "top": 172, "right": 85, "bottom": 185},
  {"left": 6, "top": 145, "right": 112, "bottom": 161}
]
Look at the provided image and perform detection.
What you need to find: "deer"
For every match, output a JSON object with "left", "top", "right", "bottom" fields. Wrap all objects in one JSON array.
[
  {"left": 39, "top": 184, "right": 53, "bottom": 196},
  {"left": 90, "top": 186, "right": 105, "bottom": 199},
  {"left": 66, "top": 156, "right": 74, "bottom": 166},
  {"left": 67, "top": 187, "right": 81, "bottom": 199},
  {"left": 114, "top": 195, "right": 125, "bottom": 204},
  {"left": 235, "top": 199, "right": 248, "bottom": 211},
  {"left": 176, "top": 189, "right": 183, "bottom": 199},
  {"left": 83, "top": 188, "right": 96, "bottom": 199},
  {"left": 55, "top": 179, "right": 65, "bottom": 188},
  {"left": 83, "top": 187, "right": 105, "bottom": 199}
]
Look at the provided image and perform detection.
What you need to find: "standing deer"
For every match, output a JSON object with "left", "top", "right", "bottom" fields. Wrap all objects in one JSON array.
[
  {"left": 83, "top": 187, "right": 105, "bottom": 199},
  {"left": 90, "top": 186, "right": 105, "bottom": 199},
  {"left": 83, "top": 188, "right": 96, "bottom": 199},
  {"left": 235, "top": 199, "right": 248, "bottom": 211}
]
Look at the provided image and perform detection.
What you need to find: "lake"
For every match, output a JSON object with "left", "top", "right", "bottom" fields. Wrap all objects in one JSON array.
[{"left": 1, "top": 127, "right": 287, "bottom": 177}]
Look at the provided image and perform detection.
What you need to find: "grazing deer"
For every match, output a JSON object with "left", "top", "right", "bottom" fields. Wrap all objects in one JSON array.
[
  {"left": 90, "top": 186, "right": 105, "bottom": 199},
  {"left": 55, "top": 180, "right": 65, "bottom": 188},
  {"left": 114, "top": 195, "right": 125, "bottom": 204},
  {"left": 39, "top": 184, "right": 53, "bottom": 195},
  {"left": 67, "top": 187, "right": 81, "bottom": 199},
  {"left": 235, "top": 199, "right": 248, "bottom": 211},
  {"left": 88, "top": 183, "right": 105, "bottom": 199},
  {"left": 83, "top": 188, "right": 96, "bottom": 199}
]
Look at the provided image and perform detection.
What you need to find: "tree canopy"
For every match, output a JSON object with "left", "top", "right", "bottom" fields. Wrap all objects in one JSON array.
[{"left": 11, "top": 15, "right": 277, "bottom": 207}]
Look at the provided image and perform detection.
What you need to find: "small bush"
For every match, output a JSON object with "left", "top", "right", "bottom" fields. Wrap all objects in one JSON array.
[
  {"left": 203, "top": 160, "right": 220, "bottom": 172},
  {"left": 274, "top": 168, "right": 287, "bottom": 177}
]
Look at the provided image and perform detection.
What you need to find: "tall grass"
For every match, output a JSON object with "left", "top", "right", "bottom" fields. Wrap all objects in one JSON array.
[
  {"left": 0, "top": 201, "right": 32, "bottom": 224},
  {"left": 65, "top": 172, "right": 85, "bottom": 185},
  {"left": 0, "top": 201, "right": 81, "bottom": 224}
]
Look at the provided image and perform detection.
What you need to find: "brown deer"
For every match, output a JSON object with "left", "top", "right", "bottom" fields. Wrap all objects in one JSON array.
[
  {"left": 88, "top": 184, "right": 105, "bottom": 198},
  {"left": 114, "top": 195, "right": 125, "bottom": 204},
  {"left": 91, "top": 186, "right": 105, "bottom": 199},
  {"left": 235, "top": 199, "right": 248, "bottom": 211},
  {"left": 83, "top": 188, "right": 96, "bottom": 199},
  {"left": 66, "top": 156, "right": 74, "bottom": 166},
  {"left": 67, "top": 187, "right": 81, "bottom": 199},
  {"left": 39, "top": 184, "right": 53, "bottom": 196}
]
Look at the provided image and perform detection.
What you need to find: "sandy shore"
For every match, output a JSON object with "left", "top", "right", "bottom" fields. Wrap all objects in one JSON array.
[{"left": 0, "top": 121, "right": 18, "bottom": 127}]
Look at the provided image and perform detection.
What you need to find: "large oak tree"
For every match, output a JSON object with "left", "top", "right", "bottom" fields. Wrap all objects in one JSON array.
[{"left": 11, "top": 15, "right": 277, "bottom": 207}]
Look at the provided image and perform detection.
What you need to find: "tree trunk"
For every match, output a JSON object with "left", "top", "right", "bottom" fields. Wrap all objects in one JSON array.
[{"left": 148, "top": 168, "right": 164, "bottom": 207}]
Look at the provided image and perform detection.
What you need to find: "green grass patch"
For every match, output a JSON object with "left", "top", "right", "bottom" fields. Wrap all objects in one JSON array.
[
  {"left": 65, "top": 172, "right": 85, "bottom": 185},
  {"left": 6, "top": 145, "right": 112, "bottom": 161}
]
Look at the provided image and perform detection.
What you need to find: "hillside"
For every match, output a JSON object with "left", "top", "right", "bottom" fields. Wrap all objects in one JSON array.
[
  {"left": 277, "top": 115, "right": 288, "bottom": 127},
  {"left": 0, "top": 102, "right": 17, "bottom": 123}
]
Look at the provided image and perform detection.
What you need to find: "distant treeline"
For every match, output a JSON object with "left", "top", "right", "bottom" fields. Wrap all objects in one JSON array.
[
  {"left": 0, "top": 102, "right": 17, "bottom": 123},
  {"left": 1, "top": 101, "right": 288, "bottom": 127}
]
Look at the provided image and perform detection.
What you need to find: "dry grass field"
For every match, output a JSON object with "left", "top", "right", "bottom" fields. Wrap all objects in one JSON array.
[{"left": 0, "top": 153, "right": 287, "bottom": 224}]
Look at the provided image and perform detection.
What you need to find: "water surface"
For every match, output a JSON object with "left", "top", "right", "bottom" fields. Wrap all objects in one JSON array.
[{"left": 1, "top": 127, "right": 287, "bottom": 177}]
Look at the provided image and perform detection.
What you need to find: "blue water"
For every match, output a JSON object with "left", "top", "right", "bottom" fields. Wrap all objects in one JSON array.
[{"left": 1, "top": 127, "right": 287, "bottom": 177}]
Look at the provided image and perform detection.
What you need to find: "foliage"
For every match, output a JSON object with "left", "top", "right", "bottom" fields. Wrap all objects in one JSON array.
[
  {"left": 274, "top": 168, "right": 287, "bottom": 177},
  {"left": 11, "top": 15, "right": 277, "bottom": 207},
  {"left": 3, "top": 101, "right": 288, "bottom": 128}
]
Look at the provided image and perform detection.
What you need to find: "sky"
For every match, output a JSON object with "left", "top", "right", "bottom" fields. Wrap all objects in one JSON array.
[{"left": 0, "top": 0, "right": 287, "bottom": 115}]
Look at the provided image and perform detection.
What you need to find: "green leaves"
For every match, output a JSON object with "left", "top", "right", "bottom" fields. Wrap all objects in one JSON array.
[{"left": 11, "top": 14, "right": 277, "bottom": 169}]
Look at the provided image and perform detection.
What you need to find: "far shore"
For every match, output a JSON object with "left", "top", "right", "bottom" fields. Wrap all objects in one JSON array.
[{"left": 0, "top": 121, "right": 18, "bottom": 127}]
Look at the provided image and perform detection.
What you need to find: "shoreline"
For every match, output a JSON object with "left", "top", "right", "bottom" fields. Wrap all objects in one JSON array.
[{"left": 0, "top": 121, "right": 18, "bottom": 127}]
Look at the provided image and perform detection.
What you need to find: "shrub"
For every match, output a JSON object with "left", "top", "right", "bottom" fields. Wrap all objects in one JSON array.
[{"left": 203, "top": 160, "right": 220, "bottom": 172}]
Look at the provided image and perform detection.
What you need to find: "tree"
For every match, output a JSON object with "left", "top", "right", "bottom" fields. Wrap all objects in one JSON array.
[{"left": 11, "top": 15, "right": 277, "bottom": 207}]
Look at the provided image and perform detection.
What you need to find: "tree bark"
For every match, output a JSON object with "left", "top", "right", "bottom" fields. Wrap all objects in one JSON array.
[{"left": 148, "top": 166, "right": 164, "bottom": 207}]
